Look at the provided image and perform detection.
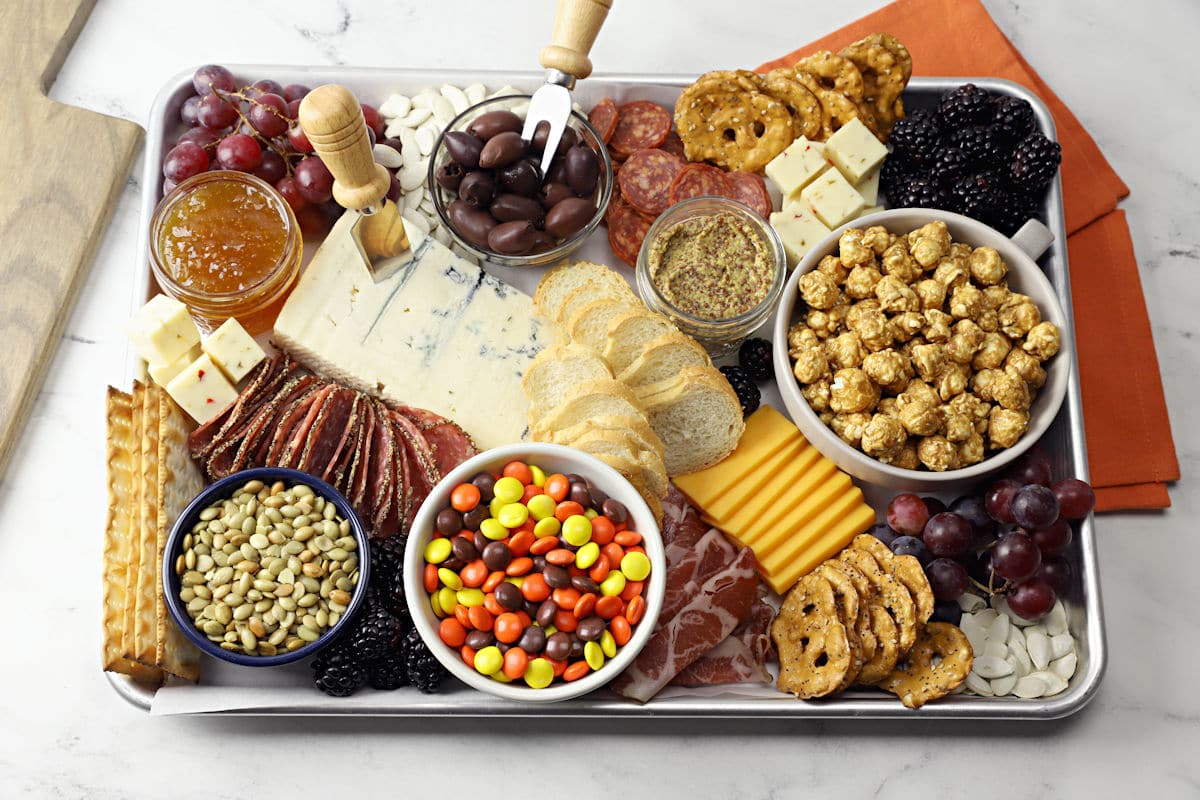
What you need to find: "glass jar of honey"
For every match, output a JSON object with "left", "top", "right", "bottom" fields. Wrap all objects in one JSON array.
[{"left": 149, "top": 170, "right": 302, "bottom": 334}]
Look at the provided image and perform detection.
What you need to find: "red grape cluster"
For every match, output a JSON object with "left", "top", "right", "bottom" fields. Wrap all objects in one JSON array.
[
  {"left": 872, "top": 446, "right": 1094, "bottom": 624},
  {"left": 162, "top": 64, "right": 396, "bottom": 237}
]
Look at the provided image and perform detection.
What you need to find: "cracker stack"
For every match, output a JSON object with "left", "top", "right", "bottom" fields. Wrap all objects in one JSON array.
[{"left": 103, "top": 381, "right": 202, "bottom": 685}]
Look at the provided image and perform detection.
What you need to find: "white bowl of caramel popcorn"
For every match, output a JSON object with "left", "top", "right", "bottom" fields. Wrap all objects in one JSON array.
[{"left": 771, "top": 209, "right": 1070, "bottom": 491}]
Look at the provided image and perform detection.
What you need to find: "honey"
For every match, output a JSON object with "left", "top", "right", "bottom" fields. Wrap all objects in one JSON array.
[{"left": 150, "top": 171, "right": 301, "bottom": 334}]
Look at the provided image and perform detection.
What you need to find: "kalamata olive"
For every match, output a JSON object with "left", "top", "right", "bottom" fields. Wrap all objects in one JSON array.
[
  {"left": 457, "top": 170, "right": 496, "bottom": 209},
  {"left": 443, "top": 130, "right": 484, "bottom": 169},
  {"left": 466, "top": 109, "right": 523, "bottom": 140},
  {"left": 546, "top": 156, "right": 570, "bottom": 185},
  {"left": 497, "top": 158, "right": 541, "bottom": 197},
  {"left": 565, "top": 145, "right": 601, "bottom": 195},
  {"left": 544, "top": 196, "right": 596, "bottom": 239},
  {"left": 490, "top": 193, "right": 545, "bottom": 225},
  {"left": 538, "top": 181, "right": 574, "bottom": 210},
  {"left": 447, "top": 199, "right": 497, "bottom": 249},
  {"left": 434, "top": 161, "right": 465, "bottom": 192},
  {"left": 529, "top": 231, "right": 557, "bottom": 253},
  {"left": 478, "top": 131, "right": 526, "bottom": 169},
  {"left": 487, "top": 219, "right": 537, "bottom": 254},
  {"left": 532, "top": 123, "right": 579, "bottom": 154}
]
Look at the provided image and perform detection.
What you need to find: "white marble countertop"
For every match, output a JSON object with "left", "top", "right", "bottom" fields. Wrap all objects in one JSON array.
[{"left": 4, "top": 0, "right": 1196, "bottom": 795}]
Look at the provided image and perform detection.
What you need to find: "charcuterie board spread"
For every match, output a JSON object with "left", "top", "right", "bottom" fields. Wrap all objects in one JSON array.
[{"left": 102, "top": 28, "right": 1105, "bottom": 718}]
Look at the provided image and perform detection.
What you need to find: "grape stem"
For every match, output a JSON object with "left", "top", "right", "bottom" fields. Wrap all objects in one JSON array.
[{"left": 203, "top": 85, "right": 300, "bottom": 175}]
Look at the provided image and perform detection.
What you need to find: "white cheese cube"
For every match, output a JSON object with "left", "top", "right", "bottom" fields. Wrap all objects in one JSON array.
[
  {"left": 202, "top": 318, "right": 266, "bottom": 384},
  {"left": 855, "top": 168, "right": 881, "bottom": 206},
  {"left": 126, "top": 294, "right": 201, "bottom": 367},
  {"left": 764, "top": 137, "right": 829, "bottom": 198},
  {"left": 824, "top": 118, "right": 888, "bottom": 183},
  {"left": 770, "top": 209, "right": 831, "bottom": 269},
  {"left": 148, "top": 344, "right": 201, "bottom": 387},
  {"left": 800, "top": 168, "right": 865, "bottom": 229},
  {"left": 166, "top": 353, "right": 239, "bottom": 423},
  {"left": 861, "top": 205, "right": 885, "bottom": 217}
]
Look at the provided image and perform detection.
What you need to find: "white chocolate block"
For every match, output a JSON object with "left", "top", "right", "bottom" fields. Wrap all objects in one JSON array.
[
  {"left": 770, "top": 209, "right": 832, "bottom": 269},
  {"left": 126, "top": 294, "right": 200, "bottom": 367},
  {"left": 824, "top": 118, "right": 888, "bottom": 183},
  {"left": 166, "top": 353, "right": 239, "bottom": 423},
  {"left": 148, "top": 344, "right": 201, "bottom": 387},
  {"left": 856, "top": 168, "right": 881, "bottom": 206},
  {"left": 202, "top": 318, "right": 266, "bottom": 384},
  {"left": 764, "top": 137, "right": 829, "bottom": 198},
  {"left": 800, "top": 168, "right": 866, "bottom": 229}
]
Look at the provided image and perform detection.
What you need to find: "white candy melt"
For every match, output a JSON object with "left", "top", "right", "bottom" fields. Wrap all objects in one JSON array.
[
  {"left": 965, "top": 673, "right": 993, "bottom": 696},
  {"left": 464, "top": 84, "right": 486, "bottom": 105},
  {"left": 378, "top": 93, "right": 411, "bottom": 119},
  {"left": 441, "top": 84, "right": 469, "bottom": 115},
  {"left": 1046, "top": 601, "right": 1069, "bottom": 636},
  {"left": 372, "top": 143, "right": 403, "bottom": 169},
  {"left": 1026, "top": 631, "right": 1052, "bottom": 671},
  {"left": 1030, "top": 670, "right": 1068, "bottom": 696},
  {"left": 991, "top": 673, "right": 1018, "bottom": 697},
  {"left": 983, "top": 640, "right": 1008, "bottom": 660},
  {"left": 1013, "top": 674, "right": 1049, "bottom": 699},
  {"left": 974, "top": 655, "right": 1013, "bottom": 679},
  {"left": 1050, "top": 652, "right": 1077, "bottom": 681},
  {"left": 1050, "top": 634, "right": 1074, "bottom": 660}
]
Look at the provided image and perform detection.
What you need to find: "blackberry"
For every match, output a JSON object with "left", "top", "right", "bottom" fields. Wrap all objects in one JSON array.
[
  {"left": 341, "top": 600, "right": 402, "bottom": 663},
  {"left": 990, "top": 96, "right": 1037, "bottom": 145},
  {"left": 880, "top": 155, "right": 916, "bottom": 200},
  {"left": 946, "top": 125, "right": 1007, "bottom": 169},
  {"left": 368, "top": 534, "right": 409, "bottom": 622},
  {"left": 987, "top": 190, "right": 1041, "bottom": 236},
  {"left": 737, "top": 337, "right": 773, "bottom": 382},
  {"left": 405, "top": 627, "right": 449, "bottom": 693},
  {"left": 1008, "top": 132, "right": 1062, "bottom": 194},
  {"left": 719, "top": 366, "right": 760, "bottom": 416},
  {"left": 949, "top": 171, "right": 1005, "bottom": 223},
  {"left": 927, "top": 147, "right": 971, "bottom": 188},
  {"left": 367, "top": 647, "right": 410, "bottom": 691},
  {"left": 888, "top": 109, "right": 941, "bottom": 164},
  {"left": 935, "top": 83, "right": 992, "bottom": 130},
  {"left": 312, "top": 645, "right": 368, "bottom": 697},
  {"left": 889, "top": 176, "right": 950, "bottom": 211}
]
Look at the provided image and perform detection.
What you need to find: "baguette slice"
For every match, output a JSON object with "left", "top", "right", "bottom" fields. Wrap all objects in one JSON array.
[
  {"left": 617, "top": 331, "right": 713, "bottom": 387},
  {"left": 567, "top": 296, "right": 640, "bottom": 355},
  {"left": 548, "top": 414, "right": 665, "bottom": 460},
  {"left": 533, "top": 261, "right": 636, "bottom": 324},
  {"left": 556, "top": 282, "right": 639, "bottom": 332},
  {"left": 590, "top": 452, "right": 664, "bottom": 525},
  {"left": 530, "top": 379, "right": 646, "bottom": 441},
  {"left": 638, "top": 365, "right": 745, "bottom": 476},
  {"left": 603, "top": 309, "right": 677, "bottom": 375},
  {"left": 571, "top": 431, "right": 670, "bottom": 499},
  {"left": 522, "top": 343, "right": 613, "bottom": 422}
]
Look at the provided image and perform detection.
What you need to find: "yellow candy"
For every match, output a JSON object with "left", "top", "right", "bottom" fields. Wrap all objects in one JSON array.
[
  {"left": 505, "top": 576, "right": 524, "bottom": 587},
  {"left": 600, "top": 571, "right": 626, "bottom": 597},
  {"left": 491, "top": 671, "right": 512, "bottom": 683},
  {"left": 423, "top": 538, "right": 452, "bottom": 564},
  {"left": 438, "top": 567, "right": 463, "bottom": 591},
  {"left": 526, "top": 494, "right": 557, "bottom": 521},
  {"left": 430, "top": 593, "right": 444, "bottom": 617},
  {"left": 524, "top": 657, "right": 554, "bottom": 688},
  {"left": 530, "top": 464, "right": 546, "bottom": 487},
  {"left": 575, "top": 542, "right": 600, "bottom": 569},
  {"left": 474, "top": 645, "right": 503, "bottom": 676},
  {"left": 457, "top": 588, "right": 485, "bottom": 607},
  {"left": 584, "top": 508, "right": 598, "bottom": 519},
  {"left": 534, "top": 517, "right": 561, "bottom": 538},
  {"left": 584, "top": 640, "right": 605, "bottom": 670},
  {"left": 489, "top": 497, "right": 505, "bottom": 520},
  {"left": 480, "top": 518, "right": 508, "bottom": 541},
  {"left": 561, "top": 514, "right": 592, "bottom": 547},
  {"left": 437, "top": 587, "right": 458, "bottom": 614},
  {"left": 600, "top": 629, "right": 617, "bottom": 658},
  {"left": 621, "top": 551, "right": 652, "bottom": 582},
  {"left": 497, "top": 502, "right": 529, "bottom": 529},
  {"left": 493, "top": 476, "right": 525, "bottom": 504}
]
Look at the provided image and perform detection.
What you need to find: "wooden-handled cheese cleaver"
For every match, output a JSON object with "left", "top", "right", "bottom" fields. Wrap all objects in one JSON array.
[{"left": 299, "top": 84, "right": 411, "bottom": 283}]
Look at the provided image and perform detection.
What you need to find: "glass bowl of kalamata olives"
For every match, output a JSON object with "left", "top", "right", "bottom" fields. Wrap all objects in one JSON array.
[{"left": 428, "top": 95, "right": 613, "bottom": 267}]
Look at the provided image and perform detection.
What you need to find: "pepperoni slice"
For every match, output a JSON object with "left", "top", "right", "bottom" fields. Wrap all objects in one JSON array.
[
  {"left": 658, "top": 131, "right": 686, "bottom": 159},
  {"left": 617, "top": 149, "right": 686, "bottom": 217},
  {"left": 609, "top": 101, "right": 671, "bottom": 158},
  {"left": 606, "top": 193, "right": 654, "bottom": 268},
  {"left": 723, "top": 171, "right": 774, "bottom": 218},
  {"left": 588, "top": 98, "right": 618, "bottom": 144},
  {"left": 667, "top": 163, "right": 730, "bottom": 206}
]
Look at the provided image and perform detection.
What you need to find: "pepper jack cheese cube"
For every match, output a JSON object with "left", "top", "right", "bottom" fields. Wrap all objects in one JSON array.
[
  {"left": 855, "top": 168, "right": 881, "bottom": 206},
  {"left": 770, "top": 208, "right": 831, "bottom": 268},
  {"left": 126, "top": 294, "right": 200, "bottom": 367},
  {"left": 166, "top": 353, "right": 238, "bottom": 423},
  {"left": 148, "top": 344, "right": 201, "bottom": 387},
  {"left": 800, "top": 168, "right": 865, "bottom": 229},
  {"left": 764, "top": 137, "right": 829, "bottom": 200},
  {"left": 823, "top": 118, "right": 888, "bottom": 183},
  {"left": 201, "top": 318, "right": 266, "bottom": 384}
]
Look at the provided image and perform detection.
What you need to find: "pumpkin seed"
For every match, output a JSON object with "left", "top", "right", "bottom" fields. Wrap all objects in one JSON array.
[
  {"left": 243, "top": 479, "right": 265, "bottom": 493},
  {"left": 180, "top": 587, "right": 196, "bottom": 603},
  {"left": 199, "top": 507, "right": 219, "bottom": 522},
  {"left": 233, "top": 604, "right": 254, "bottom": 621},
  {"left": 240, "top": 627, "right": 258, "bottom": 651},
  {"left": 203, "top": 620, "right": 225, "bottom": 637},
  {"left": 297, "top": 626, "right": 319, "bottom": 643},
  {"left": 330, "top": 589, "right": 352, "bottom": 606},
  {"left": 196, "top": 554, "right": 215, "bottom": 573},
  {"left": 214, "top": 604, "right": 233, "bottom": 625}
]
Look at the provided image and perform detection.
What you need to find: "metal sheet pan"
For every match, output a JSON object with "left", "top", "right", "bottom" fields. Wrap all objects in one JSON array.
[{"left": 109, "top": 68, "right": 1103, "bottom": 719}]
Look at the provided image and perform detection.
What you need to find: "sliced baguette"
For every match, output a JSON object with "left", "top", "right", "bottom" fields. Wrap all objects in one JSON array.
[
  {"left": 617, "top": 331, "right": 713, "bottom": 387},
  {"left": 549, "top": 414, "right": 665, "bottom": 460},
  {"left": 571, "top": 432, "right": 670, "bottom": 499},
  {"left": 522, "top": 343, "right": 614, "bottom": 422},
  {"left": 603, "top": 310, "right": 678, "bottom": 375},
  {"left": 638, "top": 365, "right": 745, "bottom": 476},
  {"left": 566, "top": 296, "right": 640, "bottom": 355},
  {"left": 530, "top": 379, "right": 646, "bottom": 441},
  {"left": 533, "top": 261, "right": 636, "bottom": 324},
  {"left": 589, "top": 452, "right": 663, "bottom": 524}
]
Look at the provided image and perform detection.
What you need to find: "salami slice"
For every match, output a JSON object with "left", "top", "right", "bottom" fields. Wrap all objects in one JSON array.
[
  {"left": 667, "top": 163, "right": 731, "bottom": 206},
  {"left": 618, "top": 148, "right": 686, "bottom": 217},
  {"left": 724, "top": 171, "right": 773, "bottom": 218},
  {"left": 658, "top": 130, "right": 686, "bottom": 159},
  {"left": 395, "top": 405, "right": 478, "bottom": 477},
  {"left": 609, "top": 101, "right": 671, "bottom": 158},
  {"left": 606, "top": 193, "right": 655, "bottom": 268},
  {"left": 588, "top": 97, "right": 618, "bottom": 144}
]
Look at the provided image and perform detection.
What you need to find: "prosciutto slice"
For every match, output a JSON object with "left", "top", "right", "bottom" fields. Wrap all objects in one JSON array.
[
  {"left": 670, "top": 598, "right": 775, "bottom": 687},
  {"left": 659, "top": 528, "right": 739, "bottom": 622}
]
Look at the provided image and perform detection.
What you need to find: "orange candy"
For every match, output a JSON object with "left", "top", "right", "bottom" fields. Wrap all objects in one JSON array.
[
  {"left": 588, "top": 555, "right": 611, "bottom": 584},
  {"left": 521, "top": 572, "right": 551, "bottom": 602},
  {"left": 563, "top": 661, "right": 591, "bottom": 682},
  {"left": 614, "top": 530, "right": 642, "bottom": 547},
  {"left": 503, "top": 647, "right": 529, "bottom": 679},
  {"left": 483, "top": 594, "right": 505, "bottom": 617},
  {"left": 590, "top": 516, "right": 616, "bottom": 545},
  {"left": 461, "top": 645, "right": 477, "bottom": 668},
  {"left": 554, "top": 500, "right": 585, "bottom": 522},
  {"left": 529, "top": 537, "right": 558, "bottom": 556},
  {"left": 439, "top": 617, "right": 467, "bottom": 647},
  {"left": 547, "top": 657, "right": 568, "bottom": 677},
  {"left": 508, "top": 531, "right": 535, "bottom": 557},
  {"left": 611, "top": 615, "right": 632, "bottom": 646},
  {"left": 505, "top": 556, "right": 534, "bottom": 576},
  {"left": 460, "top": 559, "right": 488, "bottom": 588},
  {"left": 450, "top": 483, "right": 481, "bottom": 512},
  {"left": 516, "top": 610, "right": 532, "bottom": 629},
  {"left": 494, "top": 612, "right": 524, "bottom": 643},
  {"left": 482, "top": 570, "right": 506, "bottom": 593},
  {"left": 551, "top": 587, "right": 581, "bottom": 610},
  {"left": 595, "top": 595, "right": 623, "bottom": 619},
  {"left": 545, "top": 549, "right": 576, "bottom": 566},
  {"left": 553, "top": 609, "right": 578, "bottom": 632},
  {"left": 573, "top": 592, "right": 597, "bottom": 620},
  {"left": 620, "top": 580, "right": 644, "bottom": 601},
  {"left": 601, "top": 543, "right": 625, "bottom": 569},
  {"left": 468, "top": 605, "right": 494, "bottom": 632},
  {"left": 454, "top": 604, "right": 472, "bottom": 629},
  {"left": 521, "top": 484, "right": 543, "bottom": 503},
  {"left": 423, "top": 563, "right": 439, "bottom": 594},
  {"left": 625, "top": 594, "right": 646, "bottom": 625},
  {"left": 502, "top": 460, "right": 534, "bottom": 484},
  {"left": 544, "top": 473, "right": 570, "bottom": 502}
]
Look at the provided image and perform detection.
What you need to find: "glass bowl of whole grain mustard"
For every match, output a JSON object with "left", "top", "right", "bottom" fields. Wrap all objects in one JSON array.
[{"left": 636, "top": 196, "right": 785, "bottom": 356}]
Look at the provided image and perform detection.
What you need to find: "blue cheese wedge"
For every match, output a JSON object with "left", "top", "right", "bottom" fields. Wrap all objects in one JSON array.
[
  {"left": 273, "top": 214, "right": 547, "bottom": 450},
  {"left": 201, "top": 318, "right": 266, "bottom": 384},
  {"left": 824, "top": 118, "right": 888, "bottom": 183}
]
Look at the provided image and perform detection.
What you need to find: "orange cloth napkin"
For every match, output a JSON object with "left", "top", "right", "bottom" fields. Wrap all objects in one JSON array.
[
  {"left": 753, "top": 0, "right": 1176, "bottom": 513},
  {"left": 757, "top": 0, "right": 1179, "bottom": 511}
]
